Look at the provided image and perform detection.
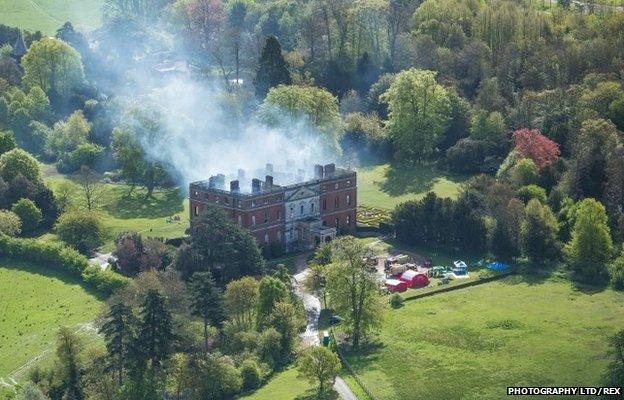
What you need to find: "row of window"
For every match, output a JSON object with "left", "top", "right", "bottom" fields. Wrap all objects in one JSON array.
[{"left": 322, "top": 194, "right": 352, "bottom": 211}]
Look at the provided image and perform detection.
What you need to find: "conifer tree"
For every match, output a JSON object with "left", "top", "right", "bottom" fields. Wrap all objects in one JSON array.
[
  {"left": 100, "top": 302, "right": 137, "bottom": 386},
  {"left": 253, "top": 35, "right": 291, "bottom": 99},
  {"left": 136, "top": 290, "right": 174, "bottom": 371},
  {"left": 189, "top": 271, "right": 224, "bottom": 353}
]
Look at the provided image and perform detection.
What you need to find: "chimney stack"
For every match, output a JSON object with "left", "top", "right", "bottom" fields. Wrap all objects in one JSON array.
[
  {"left": 314, "top": 164, "right": 323, "bottom": 179},
  {"left": 237, "top": 169, "right": 245, "bottom": 180},
  {"left": 252, "top": 178, "right": 261, "bottom": 193},
  {"left": 216, "top": 174, "right": 226, "bottom": 189},
  {"left": 265, "top": 175, "right": 274, "bottom": 187},
  {"left": 297, "top": 168, "right": 305, "bottom": 181},
  {"left": 230, "top": 180, "right": 240, "bottom": 192},
  {"left": 266, "top": 163, "right": 274, "bottom": 175},
  {"left": 208, "top": 176, "right": 215, "bottom": 187}
]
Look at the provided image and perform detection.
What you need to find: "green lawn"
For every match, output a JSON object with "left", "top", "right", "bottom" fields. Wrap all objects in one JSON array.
[
  {"left": 241, "top": 367, "right": 313, "bottom": 400},
  {"left": 356, "top": 163, "right": 466, "bottom": 210},
  {"left": 0, "top": 258, "right": 104, "bottom": 381},
  {"left": 341, "top": 274, "right": 624, "bottom": 400},
  {"left": 44, "top": 171, "right": 188, "bottom": 252},
  {"left": 0, "top": 0, "right": 103, "bottom": 34}
]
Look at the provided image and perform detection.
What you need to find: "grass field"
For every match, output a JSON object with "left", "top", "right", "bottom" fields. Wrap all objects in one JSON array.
[
  {"left": 242, "top": 367, "right": 313, "bottom": 400},
  {"left": 356, "top": 163, "right": 466, "bottom": 210},
  {"left": 341, "top": 273, "right": 624, "bottom": 400},
  {"left": 0, "top": 0, "right": 103, "bottom": 34},
  {"left": 43, "top": 169, "right": 188, "bottom": 252},
  {"left": 0, "top": 258, "right": 104, "bottom": 381}
]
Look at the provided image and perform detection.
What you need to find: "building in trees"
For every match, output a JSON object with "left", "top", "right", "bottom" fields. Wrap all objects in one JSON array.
[{"left": 190, "top": 163, "right": 356, "bottom": 252}]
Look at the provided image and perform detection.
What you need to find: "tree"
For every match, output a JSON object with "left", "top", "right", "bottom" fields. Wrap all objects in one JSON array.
[
  {"left": 187, "top": 354, "right": 242, "bottom": 400},
  {"left": 114, "top": 231, "right": 144, "bottom": 276},
  {"left": 189, "top": 271, "right": 225, "bottom": 353},
  {"left": 604, "top": 330, "right": 624, "bottom": 388},
  {"left": 11, "top": 198, "right": 41, "bottom": 235},
  {"left": 253, "top": 36, "right": 292, "bottom": 99},
  {"left": 239, "top": 359, "right": 261, "bottom": 391},
  {"left": 304, "top": 263, "right": 329, "bottom": 308},
  {"left": 55, "top": 326, "right": 85, "bottom": 400},
  {"left": 0, "top": 148, "right": 41, "bottom": 183},
  {"left": 510, "top": 158, "right": 540, "bottom": 187},
  {"left": 0, "top": 209, "right": 21, "bottom": 236},
  {"left": 74, "top": 166, "right": 105, "bottom": 211},
  {"left": 21, "top": 37, "right": 84, "bottom": 97},
  {"left": 520, "top": 199, "right": 559, "bottom": 262},
  {"left": 564, "top": 198, "right": 613, "bottom": 281},
  {"left": 256, "top": 276, "right": 288, "bottom": 328},
  {"left": 136, "top": 290, "right": 174, "bottom": 371},
  {"left": 268, "top": 301, "right": 299, "bottom": 362},
  {"left": 224, "top": 276, "right": 259, "bottom": 330},
  {"left": 469, "top": 110, "right": 506, "bottom": 142},
  {"left": 15, "top": 382, "right": 49, "bottom": 400},
  {"left": 188, "top": 206, "right": 264, "bottom": 282},
  {"left": 325, "top": 236, "right": 383, "bottom": 349},
  {"left": 46, "top": 111, "right": 93, "bottom": 172},
  {"left": 512, "top": 128, "right": 560, "bottom": 169},
  {"left": 260, "top": 84, "right": 343, "bottom": 153},
  {"left": 100, "top": 302, "right": 136, "bottom": 387},
  {"left": 608, "top": 251, "right": 624, "bottom": 290},
  {"left": 0, "top": 130, "right": 16, "bottom": 154},
  {"left": 382, "top": 69, "right": 451, "bottom": 162},
  {"left": 297, "top": 346, "right": 341, "bottom": 394},
  {"left": 55, "top": 210, "right": 104, "bottom": 254}
]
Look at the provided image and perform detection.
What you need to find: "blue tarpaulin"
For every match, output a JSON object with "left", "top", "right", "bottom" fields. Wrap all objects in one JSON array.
[{"left": 487, "top": 262, "right": 510, "bottom": 271}]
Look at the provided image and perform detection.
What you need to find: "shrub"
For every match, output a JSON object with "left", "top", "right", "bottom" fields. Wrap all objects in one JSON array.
[
  {"left": 82, "top": 265, "right": 131, "bottom": 295},
  {"left": 55, "top": 210, "right": 104, "bottom": 254},
  {"left": 240, "top": 358, "right": 262, "bottom": 391},
  {"left": 0, "top": 210, "right": 21, "bottom": 236},
  {"left": 0, "top": 148, "right": 41, "bottom": 183},
  {"left": 511, "top": 158, "right": 540, "bottom": 187},
  {"left": 517, "top": 184, "right": 547, "bottom": 204},
  {"left": 11, "top": 198, "right": 42, "bottom": 234},
  {"left": 389, "top": 293, "right": 404, "bottom": 308}
]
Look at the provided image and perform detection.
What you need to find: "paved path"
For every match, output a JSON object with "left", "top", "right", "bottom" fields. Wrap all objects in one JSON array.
[{"left": 292, "top": 254, "right": 359, "bottom": 400}]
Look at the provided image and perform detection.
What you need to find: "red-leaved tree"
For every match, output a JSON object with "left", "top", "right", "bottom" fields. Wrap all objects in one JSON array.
[{"left": 512, "top": 128, "right": 560, "bottom": 168}]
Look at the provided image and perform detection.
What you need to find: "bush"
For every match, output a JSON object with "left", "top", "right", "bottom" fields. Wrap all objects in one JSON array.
[
  {"left": 0, "top": 148, "right": 41, "bottom": 183},
  {"left": 0, "top": 209, "right": 21, "bottom": 236},
  {"left": 0, "top": 234, "right": 128, "bottom": 294},
  {"left": 511, "top": 158, "right": 540, "bottom": 187},
  {"left": 517, "top": 184, "right": 547, "bottom": 204},
  {"left": 55, "top": 210, "right": 104, "bottom": 254},
  {"left": 608, "top": 252, "right": 624, "bottom": 290},
  {"left": 389, "top": 293, "right": 404, "bottom": 308},
  {"left": 11, "top": 198, "right": 42, "bottom": 234},
  {"left": 240, "top": 358, "right": 262, "bottom": 391}
]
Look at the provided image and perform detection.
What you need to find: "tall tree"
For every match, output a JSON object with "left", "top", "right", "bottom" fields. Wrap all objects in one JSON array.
[
  {"left": 382, "top": 69, "right": 451, "bottom": 162},
  {"left": 223, "top": 276, "right": 259, "bottom": 330},
  {"left": 55, "top": 326, "right": 85, "bottom": 400},
  {"left": 74, "top": 166, "right": 105, "bottom": 211},
  {"left": 256, "top": 276, "right": 289, "bottom": 328},
  {"left": 100, "top": 302, "right": 136, "bottom": 387},
  {"left": 564, "top": 198, "right": 613, "bottom": 281},
  {"left": 189, "top": 271, "right": 224, "bottom": 353},
  {"left": 520, "top": 199, "right": 559, "bottom": 262},
  {"left": 326, "top": 236, "right": 383, "bottom": 349},
  {"left": 297, "top": 346, "right": 341, "bottom": 395},
  {"left": 604, "top": 330, "right": 624, "bottom": 389},
  {"left": 136, "top": 290, "right": 174, "bottom": 371},
  {"left": 253, "top": 36, "right": 291, "bottom": 99}
]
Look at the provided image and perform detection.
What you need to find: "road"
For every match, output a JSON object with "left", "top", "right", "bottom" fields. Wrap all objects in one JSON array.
[{"left": 293, "top": 254, "right": 359, "bottom": 400}]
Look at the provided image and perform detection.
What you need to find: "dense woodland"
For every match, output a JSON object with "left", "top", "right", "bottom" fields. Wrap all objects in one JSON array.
[{"left": 1, "top": 0, "right": 624, "bottom": 398}]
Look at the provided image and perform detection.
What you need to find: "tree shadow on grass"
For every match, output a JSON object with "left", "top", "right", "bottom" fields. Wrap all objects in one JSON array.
[
  {"left": 0, "top": 257, "right": 107, "bottom": 301},
  {"left": 105, "top": 186, "right": 185, "bottom": 219},
  {"left": 570, "top": 275, "right": 610, "bottom": 295},
  {"left": 378, "top": 162, "right": 468, "bottom": 197},
  {"left": 295, "top": 389, "right": 339, "bottom": 400}
]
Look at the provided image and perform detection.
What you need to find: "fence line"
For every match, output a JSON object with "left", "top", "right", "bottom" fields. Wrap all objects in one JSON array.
[{"left": 330, "top": 330, "right": 380, "bottom": 400}]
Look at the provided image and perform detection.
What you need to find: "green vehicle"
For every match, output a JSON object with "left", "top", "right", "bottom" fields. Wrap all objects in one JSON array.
[{"left": 428, "top": 266, "right": 448, "bottom": 278}]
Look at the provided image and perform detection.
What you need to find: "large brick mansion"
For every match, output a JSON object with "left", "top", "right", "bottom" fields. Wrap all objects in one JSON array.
[{"left": 189, "top": 163, "right": 357, "bottom": 252}]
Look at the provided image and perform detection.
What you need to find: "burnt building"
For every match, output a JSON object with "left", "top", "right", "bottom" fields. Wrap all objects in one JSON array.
[{"left": 189, "top": 163, "right": 357, "bottom": 252}]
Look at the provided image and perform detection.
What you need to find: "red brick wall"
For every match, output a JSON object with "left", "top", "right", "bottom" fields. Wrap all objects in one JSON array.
[{"left": 320, "top": 174, "right": 357, "bottom": 233}]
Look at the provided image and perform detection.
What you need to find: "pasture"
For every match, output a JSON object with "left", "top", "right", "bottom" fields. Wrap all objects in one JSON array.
[
  {"left": 0, "top": 0, "right": 103, "bottom": 34},
  {"left": 341, "top": 273, "right": 624, "bottom": 400},
  {"left": 0, "top": 258, "right": 104, "bottom": 381}
]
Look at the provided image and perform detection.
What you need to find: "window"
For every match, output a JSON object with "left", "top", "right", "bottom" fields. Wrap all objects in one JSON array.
[
  {"left": 194, "top": 206, "right": 199, "bottom": 216},
  {"left": 237, "top": 215, "right": 242, "bottom": 225},
  {"left": 194, "top": 190, "right": 198, "bottom": 197},
  {"left": 252, "top": 200, "right": 256, "bottom": 207},
  {"left": 215, "top": 196, "right": 220, "bottom": 203},
  {"left": 300, "top": 204, "right": 304, "bottom": 215},
  {"left": 277, "top": 231, "right": 282, "bottom": 241},
  {"left": 225, "top": 197, "right": 229, "bottom": 204},
  {"left": 264, "top": 233, "right": 269, "bottom": 244},
  {"left": 290, "top": 206, "right": 294, "bottom": 218},
  {"left": 334, "top": 183, "right": 339, "bottom": 189},
  {"left": 323, "top": 199, "right": 327, "bottom": 210},
  {"left": 277, "top": 209, "right": 281, "bottom": 220},
  {"left": 264, "top": 210, "right": 268, "bottom": 223},
  {"left": 347, "top": 180, "right": 351, "bottom": 186},
  {"left": 335, "top": 217, "right": 339, "bottom": 228},
  {"left": 346, "top": 194, "right": 351, "bottom": 206},
  {"left": 346, "top": 215, "right": 351, "bottom": 226},
  {"left": 335, "top": 196, "right": 339, "bottom": 209},
  {"left": 310, "top": 202, "right": 315, "bottom": 213},
  {"left": 252, "top": 215, "right": 256, "bottom": 227}
]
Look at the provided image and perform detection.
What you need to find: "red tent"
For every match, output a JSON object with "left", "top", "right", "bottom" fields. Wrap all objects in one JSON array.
[
  {"left": 400, "top": 270, "right": 430, "bottom": 288},
  {"left": 385, "top": 279, "right": 408, "bottom": 292}
]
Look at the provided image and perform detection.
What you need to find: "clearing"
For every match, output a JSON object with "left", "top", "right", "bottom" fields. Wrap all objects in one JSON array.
[
  {"left": 340, "top": 273, "right": 624, "bottom": 400},
  {"left": 0, "top": 258, "right": 104, "bottom": 381},
  {"left": 0, "top": 0, "right": 103, "bottom": 34},
  {"left": 356, "top": 163, "right": 466, "bottom": 210}
]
